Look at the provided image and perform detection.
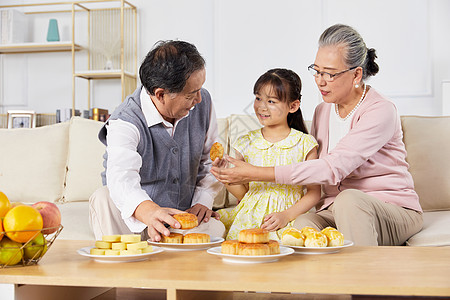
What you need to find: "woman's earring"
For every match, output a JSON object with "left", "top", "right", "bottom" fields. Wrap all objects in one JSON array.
[{"left": 354, "top": 82, "right": 360, "bottom": 88}]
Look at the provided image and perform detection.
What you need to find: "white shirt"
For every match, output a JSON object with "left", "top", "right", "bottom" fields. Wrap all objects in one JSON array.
[
  {"left": 105, "top": 87, "right": 221, "bottom": 233},
  {"left": 328, "top": 105, "right": 352, "bottom": 152}
]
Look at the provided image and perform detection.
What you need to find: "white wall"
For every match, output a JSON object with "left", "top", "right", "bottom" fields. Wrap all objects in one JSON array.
[{"left": 1, "top": 0, "right": 450, "bottom": 120}]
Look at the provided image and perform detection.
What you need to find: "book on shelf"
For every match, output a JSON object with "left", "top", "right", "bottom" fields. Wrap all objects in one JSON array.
[
  {"left": 0, "top": 9, "right": 28, "bottom": 44},
  {"left": 56, "top": 108, "right": 81, "bottom": 123},
  {"left": 92, "top": 108, "right": 109, "bottom": 122}
]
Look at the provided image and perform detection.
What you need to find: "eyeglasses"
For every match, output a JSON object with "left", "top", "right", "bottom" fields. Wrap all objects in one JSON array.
[{"left": 308, "top": 64, "right": 357, "bottom": 82}]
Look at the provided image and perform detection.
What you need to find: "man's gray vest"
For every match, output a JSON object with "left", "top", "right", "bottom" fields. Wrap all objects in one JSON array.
[{"left": 99, "top": 86, "right": 211, "bottom": 211}]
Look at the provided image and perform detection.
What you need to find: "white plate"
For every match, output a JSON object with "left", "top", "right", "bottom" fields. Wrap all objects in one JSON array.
[
  {"left": 283, "top": 240, "right": 354, "bottom": 255},
  {"left": 77, "top": 246, "right": 164, "bottom": 263},
  {"left": 148, "top": 237, "right": 224, "bottom": 251},
  {"left": 207, "top": 246, "right": 294, "bottom": 264}
]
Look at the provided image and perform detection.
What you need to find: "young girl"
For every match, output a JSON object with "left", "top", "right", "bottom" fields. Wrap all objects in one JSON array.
[{"left": 215, "top": 68, "right": 321, "bottom": 241}]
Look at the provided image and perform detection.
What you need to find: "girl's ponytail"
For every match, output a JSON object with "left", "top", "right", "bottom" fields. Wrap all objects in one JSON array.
[{"left": 288, "top": 108, "right": 308, "bottom": 134}]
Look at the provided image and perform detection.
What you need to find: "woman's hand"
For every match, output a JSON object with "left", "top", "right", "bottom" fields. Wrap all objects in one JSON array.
[
  {"left": 261, "top": 211, "right": 290, "bottom": 232},
  {"left": 211, "top": 154, "right": 255, "bottom": 185}
]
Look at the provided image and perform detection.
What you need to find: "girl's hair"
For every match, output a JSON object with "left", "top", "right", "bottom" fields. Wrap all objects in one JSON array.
[
  {"left": 319, "top": 24, "right": 379, "bottom": 80},
  {"left": 253, "top": 68, "right": 308, "bottom": 134}
]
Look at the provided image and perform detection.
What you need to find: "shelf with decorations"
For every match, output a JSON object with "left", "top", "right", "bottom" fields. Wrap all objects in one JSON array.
[
  {"left": 0, "top": 1, "right": 137, "bottom": 118},
  {"left": 0, "top": 42, "right": 82, "bottom": 54},
  {"left": 72, "top": 0, "right": 137, "bottom": 116}
]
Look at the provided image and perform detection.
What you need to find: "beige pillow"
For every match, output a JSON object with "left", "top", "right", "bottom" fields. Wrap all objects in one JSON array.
[
  {"left": 0, "top": 122, "right": 70, "bottom": 203},
  {"left": 406, "top": 211, "right": 450, "bottom": 246},
  {"left": 401, "top": 116, "right": 450, "bottom": 211},
  {"left": 62, "top": 117, "right": 105, "bottom": 203}
]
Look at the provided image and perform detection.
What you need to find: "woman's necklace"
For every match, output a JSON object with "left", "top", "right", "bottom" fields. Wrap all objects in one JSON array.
[{"left": 335, "top": 84, "right": 367, "bottom": 121}]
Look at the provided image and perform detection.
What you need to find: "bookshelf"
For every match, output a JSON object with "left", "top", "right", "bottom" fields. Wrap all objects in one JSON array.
[{"left": 0, "top": 1, "right": 137, "bottom": 117}]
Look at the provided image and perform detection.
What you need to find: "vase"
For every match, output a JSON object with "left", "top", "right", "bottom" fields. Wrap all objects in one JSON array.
[{"left": 47, "top": 19, "right": 60, "bottom": 42}]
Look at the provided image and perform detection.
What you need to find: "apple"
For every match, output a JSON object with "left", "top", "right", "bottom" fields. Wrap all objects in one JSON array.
[
  {"left": 0, "top": 237, "right": 23, "bottom": 266},
  {"left": 32, "top": 201, "right": 61, "bottom": 234},
  {"left": 24, "top": 232, "right": 47, "bottom": 260}
]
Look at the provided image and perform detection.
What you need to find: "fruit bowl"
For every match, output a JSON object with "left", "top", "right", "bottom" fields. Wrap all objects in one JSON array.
[{"left": 0, "top": 225, "right": 63, "bottom": 268}]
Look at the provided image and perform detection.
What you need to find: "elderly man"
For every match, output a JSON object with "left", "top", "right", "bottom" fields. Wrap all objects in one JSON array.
[{"left": 89, "top": 40, "right": 225, "bottom": 242}]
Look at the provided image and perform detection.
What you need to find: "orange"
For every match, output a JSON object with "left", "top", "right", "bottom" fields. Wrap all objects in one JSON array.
[
  {"left": 0, "top": 191, "right": 11, "bottom": 218},
  {"left": 3, "top": 205, "right": 43, "bottom": 243}
]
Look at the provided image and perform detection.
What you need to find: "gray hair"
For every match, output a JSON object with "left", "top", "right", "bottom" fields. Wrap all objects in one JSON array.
[{"left": 319, "top": 24, "right": 379, "bottom": 80}]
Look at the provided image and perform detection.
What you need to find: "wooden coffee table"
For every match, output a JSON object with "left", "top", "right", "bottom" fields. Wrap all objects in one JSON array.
[{"left": 0, "top": 240, "right": 449, "bottom": 300}]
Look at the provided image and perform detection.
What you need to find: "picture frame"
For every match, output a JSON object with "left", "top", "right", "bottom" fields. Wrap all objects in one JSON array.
[{"left": 7, "top": 110, "right": 37, "bottom": 129}]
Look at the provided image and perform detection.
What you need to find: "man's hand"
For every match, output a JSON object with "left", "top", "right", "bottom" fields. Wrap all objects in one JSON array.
[
  {"left": 134, "top": 200, "right": 184, "bottom": 242},
  {"left": 186, "top": 203, "right": 219, "bottom": 223},
  {"left": 261, "top": 211, "right": 290, "bottom": 232}
]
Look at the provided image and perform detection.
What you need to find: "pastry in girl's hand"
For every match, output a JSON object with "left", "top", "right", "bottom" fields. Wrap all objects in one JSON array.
[
  {"left": 268, "top": 240, "right": 280, "bottom": 254},
  {"left": 210, "top": 142, "right": 224, "bottom": 161},
  {"left": 238, "top": 228, "right": 269, "bottom": 244},
  {"left": 321, "top": 227, "right": 344, "bottom": 247},
  {"left": 160, "top": 232, "right": 183, "bottom": 243},
  {"left": 281, "top": 227, "right": 305, "bottom": 246},
  {"left": 183, "top": 233, "right": 210, "bottom": 244},
  {"left": 238, "top": 243, "right": 270, "bottom": 256},
  {"left": 304, "top": 231, "right": 328, "bottom": 247},
  {"left": 221, "top": 240, "right": 240, "bottom": 255},
  {"left": 173, "top": 213, "right": 198, "bottom": 229}
]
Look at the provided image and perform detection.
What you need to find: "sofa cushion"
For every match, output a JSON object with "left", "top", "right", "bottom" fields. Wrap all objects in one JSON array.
[
  {"left": 62, "top": 117, "right": 105, "bottom": 203},
  {"left": 401, "top": 116, "right": 450, "bottom": 211},
  {"left": 406, "top": 211, "right": 450, "bottom": 246},
  {"left": 57, "top": 201, "right": 95, "bottom": 240},
  {"left": 0, "top": 122, "right": 70, "bottom": 203}
]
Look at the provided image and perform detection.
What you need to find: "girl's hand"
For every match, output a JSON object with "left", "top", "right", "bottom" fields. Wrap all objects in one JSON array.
[
  {"left": 212, "top": 157, "right": 228, "bottom": 168},
  {"left": 210, "top": 154, "right": 254, "bottom": 185},
  {"left": 261, "top": 212, "right": 290, "bottom": 232}
]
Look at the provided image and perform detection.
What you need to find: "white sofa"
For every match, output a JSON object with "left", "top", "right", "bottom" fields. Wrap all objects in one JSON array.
[{"left": 0, "top": 115, "right": 449, "bottom": 246}]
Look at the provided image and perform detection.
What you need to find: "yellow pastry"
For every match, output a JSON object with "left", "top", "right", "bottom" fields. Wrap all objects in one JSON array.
[
  {"left": 281, "top": 227, "right": 305, "bottom": 246},
  {"left": 160, "top": 232, "right": 183, "bottom": 243},
  {"left": 300, "top": 226, "right": 318, "bottom": 237},
  {"left": 173, "top": 213, "right": 198, "bottom": 229},
  {"left": 221, "top": 240, "right": 240, "bottom": 255},
  {"left": 210, "top": 142, "right": 224, "bottom": 161},
  {"left": 268, "top": 240, "right": 280, "bottom": 254},
  {"left": 238, "top": 228, "right": 269, "bottom": 244},
  {"left": 238, "top": 243, "right": 270, "bottom": 256},
  {"left": 183, "top": 233, "right": 210, "bottom": 244},
  {"left": 321, "top": 227, "right": 344, "bottom": 247},
  {"left": 90, "top": 248, "right": 105, "bottom": 255},
  {"left": 304, "top": 231, "right": 328, "bottom": 247}
]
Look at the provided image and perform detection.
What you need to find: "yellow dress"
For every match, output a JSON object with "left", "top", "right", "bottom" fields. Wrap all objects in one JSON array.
[{"left": 218, "top": 128, "right": 318, "bottom": 241}]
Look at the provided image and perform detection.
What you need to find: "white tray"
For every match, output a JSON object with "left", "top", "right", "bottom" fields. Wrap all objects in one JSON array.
[
  {"left": 283, "top": 240, "right": 354, "bottom": 254},
  {"left": 207, "top": 246, "right": 294, "bottom": 264},
  {"left": 148, "top": 237, "right": 224, "bottom": 251},
  {"left": 77, "top": 246, "right": 163, "bottom": 263}
]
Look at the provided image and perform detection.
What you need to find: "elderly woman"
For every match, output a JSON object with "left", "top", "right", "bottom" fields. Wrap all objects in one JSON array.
[{"left": 212, "top": 24, "right": 423, "bottom": 246}]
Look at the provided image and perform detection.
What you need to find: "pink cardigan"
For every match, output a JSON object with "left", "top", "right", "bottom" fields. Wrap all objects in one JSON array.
[{"left": 275, "top": 88, "right": 422, "bottom": 212}]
